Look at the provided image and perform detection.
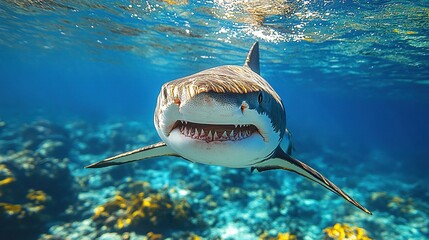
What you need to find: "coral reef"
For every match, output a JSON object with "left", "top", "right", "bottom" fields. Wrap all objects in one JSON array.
[
  {"left": 259, "top": 231, "right": 297, "bottom": 240},
  {"left": 368, "top": 191, "right": 415, "bottom": 215},
  {"left": 323, "top": 223, "right": 371, "bottom": 240},
  {"left": 92, "top": 181, "right": 204, "bottom": 235},
  {"left": 21, "top": 121, "right": 71, "bottom": 156},
  {"left": 0, "top": 121, "right": 77, "bottom": 239},
  {"left": 1, "top": 119, "right": 428, "bottom": 239}
]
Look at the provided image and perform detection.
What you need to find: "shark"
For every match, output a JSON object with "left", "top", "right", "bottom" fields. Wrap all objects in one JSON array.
[{"left": 86, "top": 42, "right": 372, "bottom": 215}]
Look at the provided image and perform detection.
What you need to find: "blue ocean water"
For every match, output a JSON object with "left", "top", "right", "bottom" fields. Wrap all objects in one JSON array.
[{"left": 1, "top": 0, "right": 428, "bottom": 239}]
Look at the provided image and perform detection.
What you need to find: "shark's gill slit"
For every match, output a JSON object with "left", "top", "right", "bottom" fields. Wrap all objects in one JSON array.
[{"left": 172, "top": 120, "right": 260, "bottom": 142}]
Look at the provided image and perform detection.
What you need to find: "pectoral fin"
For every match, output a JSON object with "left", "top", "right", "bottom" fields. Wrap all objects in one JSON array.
[
  {"left": 85, "top": 142, "right": 179, "bottom": 168},
  {"left": 252, "top": 148, "right": 372, "bottom": 215}
]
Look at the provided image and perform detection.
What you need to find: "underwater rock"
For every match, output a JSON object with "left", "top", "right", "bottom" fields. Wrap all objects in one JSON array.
[
  {"left": 410, "top": 182, "right": 429, "bottom": 204},
  {"left": 0, "top": 139, "right": 19, "bottom": 155},
  {"left": 78, "top": 123, "right": 129, "bottom": 155},
  {"left": 0, "top": 149, "right": 78, "bottom": 239},
  {"left": 21, "top": 121, "right": 70, "bottom": 152},
  {"left": 79, "top": 133, "right": 110, "bottom": 155},
  {"left": 222, "top": 187, "right": 248, "bottom": 201},
  {"left": 0, "top": 122, "right": 21, "bottom": 154},
  {"left": 98, "top": 232, "right": 122, "bottom": 240},
  {"left": 36, "top": 139, "right": 70, "bottom": 159},
  {"left": 367, "top": 191, "right": 416, "bottom": 215},
  {"left": 220, "top": 168, "right": 245, "bottom": 186}
]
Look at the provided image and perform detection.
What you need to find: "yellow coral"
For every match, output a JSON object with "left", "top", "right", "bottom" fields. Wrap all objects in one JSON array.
[
  {"left": 189, "top": 234, "right": 202, "bottom": 240},
  {"left": 143, "top": 197, "right": 153, "bottom": 207},
  {"left": 370, "top": 191, "right": 387, "bottom": 201},
  {"left": 26, "top": 189, "right": 48, "bottom": 203},
  {"left": 370, "top": 191, "right": 414, "bottom": 213},
  {"left": 93, "top": 185, "right": 195, "bottom": 232},
  {"left": 0, "top": 202, "right": 23, "bottom": 215},
  {"left": 93, "top": 206, "right": 105, "bottom": 218},
  {"left": 27, "top": 204, "right": 45, "bottom": 213},
  {"left": 0, "top": 164, "right": 15, "bottom": 187},
  {"left": 324, "top": 223, "right": 371, "bottom": 240},
  {"left": 173, "top": 199, "right": 190, "bottom": 219},
  {"left": 113, "top": 195, "right": 127, "bottom": 208},
  {"left": 117, "top": 217, "right": 132, "bottom": 229},
  {"left": 0, "top": 177, "right": 14, "bottom": 186},
  {"left": 146, "top": 232, "right": 162, "bottom": 240},
  {"left": 277, "top": 232, "right": 296, "bottom": 240},
  {"left": 259, "top": 231, "right": 296, "bottom": 240}
]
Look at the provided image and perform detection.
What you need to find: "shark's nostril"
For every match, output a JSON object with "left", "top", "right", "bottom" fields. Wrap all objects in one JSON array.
[
  {"left": 174, "top": 98, "right": 181, "bottom": 106},
  {"left": 241, "top": 101, "right": 249, "bottom": 114}
]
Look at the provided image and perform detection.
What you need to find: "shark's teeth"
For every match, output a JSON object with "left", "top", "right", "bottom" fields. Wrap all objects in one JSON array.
[
  {"left": 213, "top": 131, "right": 219, "bottom": 141},
  {"left": 207, "top": 131, "right": 213, "bottom": 141},
  {"left": 175, "top": 121, "right": 258, "bottom": 142},
  {"left": 244, "top": 131, "right": 248, "bottom": 137},
  {"left": 222, "top": 131, "right": 228, "bottom": 138}
]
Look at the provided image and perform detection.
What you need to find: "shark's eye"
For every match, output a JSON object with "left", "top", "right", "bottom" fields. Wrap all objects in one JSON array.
[{"left": 258, "top": 93, "right": 263, "bottom": 104}]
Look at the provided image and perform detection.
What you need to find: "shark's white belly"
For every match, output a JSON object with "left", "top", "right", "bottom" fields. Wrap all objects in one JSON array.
[{"left": 166, "top": 128, "right": 273, "bottom": 168}]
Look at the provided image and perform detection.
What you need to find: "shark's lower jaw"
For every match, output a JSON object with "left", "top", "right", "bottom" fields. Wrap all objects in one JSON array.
[
  {"left": 159, "top": 119, "right": 271, "bottom": 168},
  {"left": 171, "top": 121, "right": 260, "bottom": 143}
]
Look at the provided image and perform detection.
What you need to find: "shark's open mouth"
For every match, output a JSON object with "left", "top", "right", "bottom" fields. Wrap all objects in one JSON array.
[{"left": 172, "top": 120, "right": 259, "bottom": 142}]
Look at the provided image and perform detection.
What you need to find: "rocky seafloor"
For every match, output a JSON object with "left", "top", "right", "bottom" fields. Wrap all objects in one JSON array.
[{"left": 0, "top": 118, "right": 428, "bottom": 240}]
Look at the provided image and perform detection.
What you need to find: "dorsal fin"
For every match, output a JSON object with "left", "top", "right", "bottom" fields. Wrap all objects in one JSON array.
[{"left": 244, "top": 42, "right": 260, "bottom": 75}]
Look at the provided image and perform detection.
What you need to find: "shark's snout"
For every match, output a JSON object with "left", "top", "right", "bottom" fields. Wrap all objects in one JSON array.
[{"left": 179, "top": 92, "right": 243, "bottom": 123}]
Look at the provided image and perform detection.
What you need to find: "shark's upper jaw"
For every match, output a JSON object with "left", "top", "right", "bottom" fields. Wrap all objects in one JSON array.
[{"left": 171, "top": 120, "right": 261, "bottom": 143}]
